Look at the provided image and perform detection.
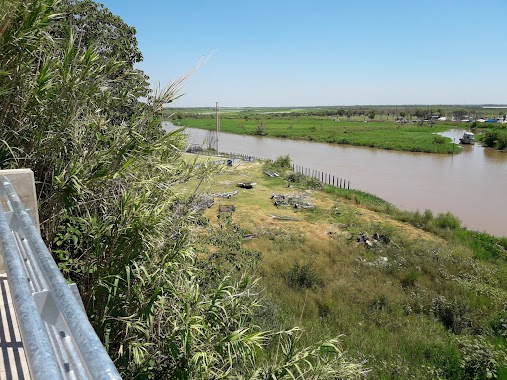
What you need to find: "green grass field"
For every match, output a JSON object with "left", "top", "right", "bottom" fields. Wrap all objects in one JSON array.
[
  {"left": 172, "top": 116, "right": 462, "bottom": 154},
  {"left": 186, "top": 159, "right": 507, "bottom": 379},
  {"left": 182, "top": 152, "right": 224, "bottom": 163}
]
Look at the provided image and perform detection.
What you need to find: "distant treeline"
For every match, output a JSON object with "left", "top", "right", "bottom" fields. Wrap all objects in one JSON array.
[{"left": 166, "top": 105, "right": 507, "bottom": 121}]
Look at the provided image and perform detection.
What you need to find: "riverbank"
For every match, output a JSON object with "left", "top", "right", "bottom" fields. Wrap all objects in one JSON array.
[
  {"left": 166, "top": 123, "right": 507, "bottom": 237},
  {"left": 170, "top": 116, "right": 462, "bottom": 154},
  {"left": 474, "top": 124, "right": 507, "bottom": 151},
  {"left": 187, "top": 159, "right": 507, "bottom": 379}
]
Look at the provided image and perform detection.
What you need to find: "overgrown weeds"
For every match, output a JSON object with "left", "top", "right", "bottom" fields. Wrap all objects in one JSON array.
[{"left": 0, "top": 1, "right": 369, "bottom": 378}]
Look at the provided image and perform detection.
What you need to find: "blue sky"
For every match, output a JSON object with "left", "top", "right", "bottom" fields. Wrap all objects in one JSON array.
[{"left": 100, "top": 0, "right": 507, "bottom": 107}]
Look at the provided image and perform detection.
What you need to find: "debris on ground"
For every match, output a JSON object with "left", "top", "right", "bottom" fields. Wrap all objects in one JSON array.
[
  {"left": 271, "top": 193, "right": 314, "bottom": 209},
  {"left": 218, "top": 204, "right": 236, "bottom": 213},
  {"left": 263, "top": 170, "right": 280, "bottom": 178},
  {"left": 356, "top": 232, "right": 391, "bottom": 248},
  {"left": 173, "top": 194, "right": 214, "bottom": 215},
  {"left": 210, "top": 190, "right": 238, "bottom": 199},
  {"left": 243, "top": 234, "right": 255, "bottom": 240},
  {"left": 357, "top": 232, "right": 375, "bottom": 248},
  {"left": 373, "top": 232, "right": 390, "bottom": 244},
  {"left": 358, "top": 256, "right": 389, "bottom": 268},
  {"left": 268, "top": 214, "right": 300, "bottom": 221},
  {"left": 237, "top": 182, "right": 257, "bottom": 189}
]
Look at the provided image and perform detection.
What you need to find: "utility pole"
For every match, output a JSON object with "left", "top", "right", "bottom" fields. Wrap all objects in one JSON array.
[{"left": 215, "top": 101, "right": 220, "bottom": 154}]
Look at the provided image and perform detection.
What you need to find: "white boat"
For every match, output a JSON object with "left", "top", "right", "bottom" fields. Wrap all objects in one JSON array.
[{"left": 459, "top": 131, "right": 475, "bottom": 145}]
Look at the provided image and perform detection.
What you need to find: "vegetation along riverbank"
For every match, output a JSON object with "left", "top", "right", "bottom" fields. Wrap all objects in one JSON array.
[
  {"left": 473, "top": 122, "right": 507, "bottom": 151},
  {"left": 186, "top": 155, "right": 507, "bottom": 379},
  {"left": 165, "top": 107, "right": 503, "bottom": 154}
]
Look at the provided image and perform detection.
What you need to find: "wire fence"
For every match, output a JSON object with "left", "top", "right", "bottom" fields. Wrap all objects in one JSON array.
[{"left": 187, "top": 148, "right": 352, "bottom": 189}]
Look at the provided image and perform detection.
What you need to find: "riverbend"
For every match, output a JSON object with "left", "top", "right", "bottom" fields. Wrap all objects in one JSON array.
[{"left": 164, "top": 123, "right": 507, "bottom": 237}]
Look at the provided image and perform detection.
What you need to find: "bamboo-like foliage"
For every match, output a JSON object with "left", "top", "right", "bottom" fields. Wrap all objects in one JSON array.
[{"left": 0, "top": 1, "right": 368, "bottom": 378}]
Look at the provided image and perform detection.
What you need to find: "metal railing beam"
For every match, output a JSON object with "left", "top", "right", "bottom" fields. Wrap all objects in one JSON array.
[{"left": 0, "top": 175, "right": 121, "bottom": 380}]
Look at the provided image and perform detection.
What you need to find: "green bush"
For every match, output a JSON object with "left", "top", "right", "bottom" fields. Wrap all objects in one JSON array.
[
  {"left": 457, "top": 335, "right": 507, "bottom": 379},
  {"left": 286, "top": 172, "right": 306, "bottom": 183},
  {"left": 286, "top": 171, "right": 323, "bottom": 190},
  {"left": 433, "top": 212, "right": 461, "bottom": 230},
  {"left": 431, "top": 296, "right": 472, "bottom": 334},
  {"left": 273, "top": 154, "right": 292, "bottom": 169},
  {"left": 286, "top": 262, "right": 324, "bottom": 290},
  {"left": 483, "top": 130, "right": 507, "bottom": 150},
  {"left": 483, "top": 130, "right": 499, "bottom": 147},
  {"left": 491, "top": 307, "right": 507, "bottom": 341},
  {"left": 458, "top": 230, "right": 507, "bottom": 261},
  {"left": 305, "top": 176, "right": 324, "bottom": 190},
  {"left": 401, "top": 269, "right": 419, "bottom": 289},
  {"left": 423, "top": 209, "right": 434, "bottom": 222}
]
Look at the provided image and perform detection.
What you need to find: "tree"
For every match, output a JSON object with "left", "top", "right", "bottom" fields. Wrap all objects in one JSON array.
[
  {"left": 413, "top": 109, "right": 426, "bottom": 125},
  {"left": 51, "top": 0, "right": 151, "bottom": 125},
  {"left": 0, "top": 1, "right": 367, "bottom": 378},
  {"left": 255, "top": 120, "right": 265, "bottom": 135},
  {"left": 367, "top": 110, "right": 375, "bottom": 120},
  {"left": 453, "top": 108, "right": 469, "bottom": 121}
]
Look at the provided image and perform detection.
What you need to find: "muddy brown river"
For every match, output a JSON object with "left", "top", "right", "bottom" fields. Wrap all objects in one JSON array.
[{"left": 163, "top": 123, "right": 507, "bottom": 237}]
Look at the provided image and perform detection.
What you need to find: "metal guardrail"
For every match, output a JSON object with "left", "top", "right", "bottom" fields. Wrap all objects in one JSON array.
[{"left": 0, "top": 176, "right": 121, "bottom": 379}]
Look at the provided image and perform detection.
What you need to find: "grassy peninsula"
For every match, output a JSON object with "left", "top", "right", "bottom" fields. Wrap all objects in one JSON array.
[
  {"left": 186, "top": 156, "right": 507, "bottom": 379},
  {"left": 169, "top": 110, "right": 462, "bottom": 154}
]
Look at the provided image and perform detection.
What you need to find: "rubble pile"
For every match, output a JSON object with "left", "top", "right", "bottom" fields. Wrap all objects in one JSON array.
[{"left": 271, "top": 193, "right": 314, "bottom": 209}]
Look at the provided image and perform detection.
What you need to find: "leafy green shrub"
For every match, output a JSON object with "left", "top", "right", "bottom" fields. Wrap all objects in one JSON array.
[
  {"left": 457, "top": 230, "right": 507, "bottom": 261},
  {"left": 491, "top": 306, "right": 507, "bottom": 341},
  {"left": 498, "top": 133, "right": 507, "bottom": 150},
  {"left": 286, "top": 262, "right": 324, "bottom": 290},
  {"left": 273, "top": 154, "right": 292, "bottom": 169},
  {"left": 423, "top": 209, "right": 434, "bottom": 222},
  {"left": 286, "top": 171, "right": 323, "bottom": 190},
  {"left": 483, "top": 130, "right": 507, "bottom": 150},
  {"left": 421, "top": 342, "right": 463, "bottom": 379},
  {"left": 483, "top": 130, "right": 499, "bottom": 147},
  {"left": 286, "top": 172, "right": 306, "bottom": 183},
  {"left": 305, "top": 176, "right": 324, "bottom": 190},
  {"left": 433, "top": 212, "right": 461, "bottom": 230},
  {"left": 254, "top": 121, "right": 265, "bottom": 135},
  {"left": 401, "top": 269, "right": 419, "bottom": 289},
  {"left": 457, "top": 335, "right": 507, "bottom": 379},
  {"left": 431, "top": 296, "right": 472, "bottom": 334}
]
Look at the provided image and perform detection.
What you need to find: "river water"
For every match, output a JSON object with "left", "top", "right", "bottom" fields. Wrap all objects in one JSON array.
[{"left": 163, "top": 123, "right": 507, "bottom": 237}]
